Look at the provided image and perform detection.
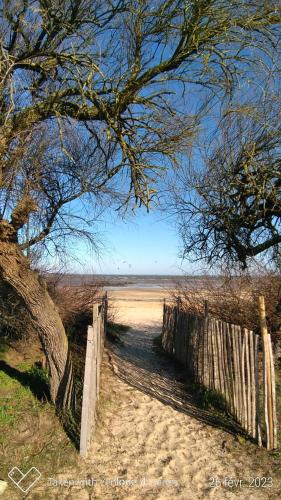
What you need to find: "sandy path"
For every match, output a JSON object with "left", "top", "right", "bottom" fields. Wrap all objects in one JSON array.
[{"left": 84, "top": 290, "right": 279, "bottom": 500}]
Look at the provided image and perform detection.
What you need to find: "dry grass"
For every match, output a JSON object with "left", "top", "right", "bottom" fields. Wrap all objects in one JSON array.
[
  {"left": 48, "top": 282, "right": 101, "bottom": 343},
  {"left": 172, "top": 272, "right": 281, "bottom": 352}
]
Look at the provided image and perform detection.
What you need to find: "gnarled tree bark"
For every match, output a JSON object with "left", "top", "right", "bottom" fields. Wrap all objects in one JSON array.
[{"left": 0, "top": 242, "right": 74, "bottom": 410}]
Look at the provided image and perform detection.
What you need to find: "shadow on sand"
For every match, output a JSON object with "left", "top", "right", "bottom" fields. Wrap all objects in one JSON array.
[{"left": 109, "top": 327, "right": 245, "bottom": 437}]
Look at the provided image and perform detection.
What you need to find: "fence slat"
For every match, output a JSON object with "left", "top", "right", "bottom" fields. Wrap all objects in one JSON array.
[
  {"left": 222, "top": 322, "right": 231, "bottom": 408},
  {"left": 226, "top": 323, "right": 235, "bottom": 415},
  {"left": 80, "top": 296, "right": 107, "bottom": 457},
  {"left": 232, "top": 325, "right": 240, "bottom": 422},
  {"left": 268, "top": 339, "right": 278, "bottom": 449},
  {"left": 80, "top": 325, "right": 95, "bottom": 457},
  {"left": 254, "top": 334, "right": 262, "bottom": 446},
  {"left": 259, "top": 296, "right": 274, "bottom": 450},
  {"left": 249, "top": 331, "right": 256, "bottom": 438},
  {"left": 244, "top": 329, "right": 249, "bottom": 434}
]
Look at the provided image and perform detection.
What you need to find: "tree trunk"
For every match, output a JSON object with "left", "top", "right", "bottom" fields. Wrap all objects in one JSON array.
[{"left": 0, "top": 242, "right": 74, "bottom": 410}]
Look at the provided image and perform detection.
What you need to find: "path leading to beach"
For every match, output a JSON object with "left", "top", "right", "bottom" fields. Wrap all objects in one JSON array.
[{"left": 85, "top": 289, "right": 277, "bottom": 499}]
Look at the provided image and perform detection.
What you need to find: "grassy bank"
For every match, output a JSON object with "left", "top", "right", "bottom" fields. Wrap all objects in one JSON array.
[{"left": 0, "top": 342, "right": 78, "bottom": 498}]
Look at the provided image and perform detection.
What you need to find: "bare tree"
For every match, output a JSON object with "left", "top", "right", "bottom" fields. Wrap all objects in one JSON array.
[
  {"left": 172, "top": 94, "right": 281, "bottom": 269},
  {"left": 0, "top": 1, "right": 280, "bottom": 409}
]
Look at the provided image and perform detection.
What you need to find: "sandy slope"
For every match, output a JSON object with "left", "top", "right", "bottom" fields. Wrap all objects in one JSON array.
[{"left": 83, "top": 289, "right": 280, "bottom": 499}]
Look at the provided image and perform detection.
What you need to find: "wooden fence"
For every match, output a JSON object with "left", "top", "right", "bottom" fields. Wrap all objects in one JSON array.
[
  {"left": 162, "top": 298, "right": 277, "bottom": 450},
  {"left": 80, "top": 294, "right": 107, "bottom": 457}
]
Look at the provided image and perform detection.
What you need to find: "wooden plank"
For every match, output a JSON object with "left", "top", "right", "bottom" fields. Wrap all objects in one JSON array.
[
  {"left": 236, "top": 326, "right": 241, "bottom": 425},
  {"left": 215, "top": 319, "right": 220, "bottom": 392},
  {"left": 184, "top": 314, "right": 188, "bottom": 371},
  {"left": 224, "top": 323, "right": 231, "bottom": 410},
  {"left": 222, "top": 322, "right": 231, "bottom": 408},
  {"left": 215, "top": 320, "right": 222, "bottom": 392},
  {"left": 227, "top": 323, "right": 235, "bottom": 414},
  {"left": 220, "top": 322, "right": 226, "bottom": 400},
  {"left": 92, "top": 304, "right": 98, "bottom": 410},
  {"left": 209, "top": 318, "right": 213, "bottom": 390},
  {"left": 254, "top": 334, "right": 262, "bottom": 446},
  {"left": 198, "top": 317, "right": 204, "bottom": 384},
  {"left": 241, "top": 329, "right": 247, "bottom": 431},
  {"left": 263, "top": 338, "right": 269, "bottom": 448},
  {"left": 210, "top": 319, "right": 215, "bottom": 390},
  {"left": 206, "top": 317, "right": 210, "bottom": 389},
  {"left": 258, "top": 296, "right": 273, "bottom": 450},
  {"left": 219, "top": 321, "right": 227, "bottom": 399},
  {"left": 91, "top": 312, "right": 98, "bottom": 435},
  {"left": 244, "top": 328, "right": 249, "bottom": 435},
  {"left": 194, "top": 316, "right": 199, "bottom": 382},
  {"left": 80, "top": 325, "right": 95, "bottom": 457},
  {"left": 268, "top": 335, "right": 278, "bottom": 449},
  {"left": 96, "top": 312, "right": 101, "bottom": 402},
  {"left": 215, "top": 321, "right": 222, "bottom": 394},
  {"left": 211, "top": 319, "right": 216, "bottom": 391},
  {"left": 237, "top": 325, "right": 244, "bottom": 426},
  {"left": 190, "top": 315, "right": 195, "bottom": 377},
  {"left": 249, "top": 330, "right": 256, "bottom": 439},
  {"left": 204, "top": 308, "right": 209, "bottom": 387},
  {"left": 230, "top": 325, "right": 237, "bottom": 419}
]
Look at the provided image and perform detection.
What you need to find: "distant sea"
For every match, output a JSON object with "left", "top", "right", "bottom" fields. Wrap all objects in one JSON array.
[
  {"left": 49, "top": 274, "right": 219, "bottom": 290},
  {"left": 104, "top": 275, "right": 180, "bottom": 290}
]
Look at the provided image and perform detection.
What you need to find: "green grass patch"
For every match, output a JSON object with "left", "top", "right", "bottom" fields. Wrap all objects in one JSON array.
[
  {"left": 0, "top": 370, "right": 38, "bottom": 429},
  {"left": 0, "top": 342, "right": 8, "bottom": 358},
  {"left": 196, "top": 385, "right": 228, "bottom": 412},
  {"left": 28, "top": 364, "right": 49, "bottom": 386},
  {"left": 0, "top": 358, "right": 77, "bottom": 497},
  {"left": 16, "top": 360, "right": 33, "bottom": 371}
]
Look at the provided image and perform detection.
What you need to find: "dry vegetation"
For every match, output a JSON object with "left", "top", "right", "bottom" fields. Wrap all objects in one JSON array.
[
  {"left": 45, "top": 275, "right": 102, "bottom": 344},
  {"left": 172, "top": 273, "right": 281, "bottom": 353},
  {"left": 0, "top": 273, "right": 104, "bottom": 344}
]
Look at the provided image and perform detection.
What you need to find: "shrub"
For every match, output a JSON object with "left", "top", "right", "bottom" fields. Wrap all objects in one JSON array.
[
  {"left": 46, "top": 278, "right": 102, "bottom": 344},
  {"left": 172, "top": 271, "right": 281, "bottom": 358}
]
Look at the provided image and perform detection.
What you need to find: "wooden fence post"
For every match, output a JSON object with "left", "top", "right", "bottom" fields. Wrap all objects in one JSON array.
[
  {"left": 258, "top": 295, "right": 277, "bottom": 450},
  {"left": 203, "top": 301, "right": 209, "bottom": 386},
  {"left": 80, "top": 298, "right": 107, "bottom": 457},
  {"left": 104, "top": 292, "right": 108, "bottom": 336},
  {"left": 80, "top": 325, "right": 95, "bottom": 457}
]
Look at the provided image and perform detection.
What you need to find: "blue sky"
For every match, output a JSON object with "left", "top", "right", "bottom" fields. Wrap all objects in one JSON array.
[{"left": 65, "top": 206, "right": 197, "bottom": 275}]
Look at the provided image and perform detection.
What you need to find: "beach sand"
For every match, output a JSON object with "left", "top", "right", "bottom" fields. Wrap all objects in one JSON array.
[{"left": 107, "top": 287, "right": 169, "bottom": 329}]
